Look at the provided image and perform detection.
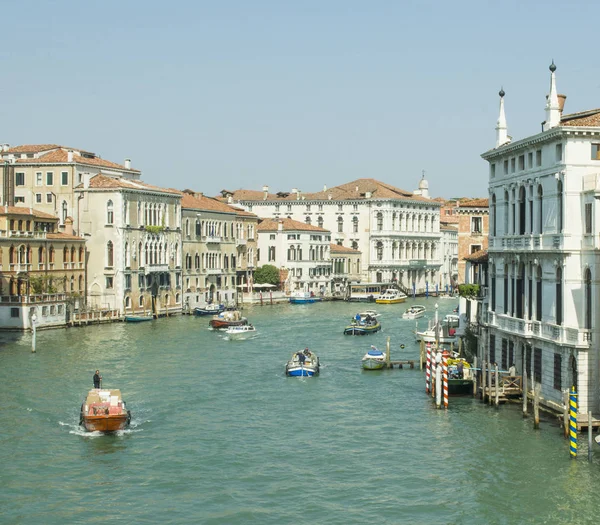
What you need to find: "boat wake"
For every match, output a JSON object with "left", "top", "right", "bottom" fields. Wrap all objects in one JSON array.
[{"left": 59, "top": 419, "right": 144, "bottom": 437}]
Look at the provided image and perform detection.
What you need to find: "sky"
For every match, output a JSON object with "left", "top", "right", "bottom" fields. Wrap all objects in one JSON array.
[{"left": 2, "top": 0, "right": 600, "bottom": 200}]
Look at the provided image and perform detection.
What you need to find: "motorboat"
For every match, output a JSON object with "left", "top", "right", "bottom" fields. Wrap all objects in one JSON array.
[
  {"left": 209, "top": 310, "right": 248, "bottom": 329},
  {"left": 357, "top": 310, "right": 380, "bottom": 319},
  {"left": 124, "top": 314, "right": 153, "bottom": 322},
  {"left": 362, "top": 346, "right": 387, "bottom": 370},
  {"left": 285, "top": 349, "right": 320, "bottom": 377},
  {"left": 79, "top": 388, "right": 131, "bottom": 432},
  {"left": 447, "top": 357, "right": 474, "bottom": 395},
  {"left": 415, "top": 320, "right": 458, "bottom": 344},
  {"left": 402, "top": 305, "right": 426, "bottom": 320},
  {"left": 375, "top": 289, "right": 407, "bottom": 304},
  {"left": 289, "top": 291, "right": 322, "bottom": 304},
  {"left": 225, "top": 324, "right": 257, "bottom": 340},
  {"left": 194, "top": 303, "right": 225, "bottom": 316},
  {"left": 344, "top": 317, "right": 382, "bottom": 335},
  {"left": 444, "top": 314, "right": 460, "bottom": 328}
]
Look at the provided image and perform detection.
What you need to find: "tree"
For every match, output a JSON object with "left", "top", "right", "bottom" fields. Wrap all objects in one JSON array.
[{"left": 253, "top": 265, "right": 280, "bottom": 286}]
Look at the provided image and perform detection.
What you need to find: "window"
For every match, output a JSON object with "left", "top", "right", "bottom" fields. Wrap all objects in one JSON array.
[
  {"left": 139, "top": 295, "right": 144, "bottom": 307},
  {"left": 353, "top": 217, "right": 358, "bottom": 233},
  {"left": 317, "top": 217, "right": 324, "bottom": 228},
  {"left": 36, "top": 172, "right": 42, "bottom": 186},
  {"left": 528, "top": 152, "right": 533, "bottom": 168},
  {"left": 15, "top": 172, "right": 25, "bottom": 186},
  {"left": 338, "top": 204, "right": 343, "bottom": 212},
  {"left": 106, "top": 241, "right": 114, "bottom": 267},
  {"left": 471, "top": 217, "right": 482, "bottom": 234},
  {"left": 592, "top": 144, "right": 600, "bottom": 160},
  {"left": 553, "top": 353, "right": 562, "bottom": 390},
  {"left": 270, "top": 234, "right": 275, "bottom": 240},
  {"left": 534, "top": 347, "right": 542, "bottom": 384},
  {"left": 536, "top": 150, "right": 542, "bottom": 167},
  {"left": 35, "top": 193, "right": 42, "bottom": 203},
  {"left": 106, "top": 276, "right": 114, "bottom": 289},
  {"left": 106, "top": 200, "right": 114, "bottom": 224},
  {"left": 377, "top": 212, "right": 383, "bottom": 231},
  {"left": 337, "top": 217, "right": 343, "bottom": 233},
  {"left": 518, "top": 155, "right": 525, "bottom": 171},
  {"left": 46, "top": 172, "right": 53, "bottom": 185},
  {"left": 510, "top": 158, "right": 516, "bottom": 173},
  {"left": 490, "top": 163, "right": 496, "bottom": 178},
  {"left": 125, "top": 274, "right": 131, "bottom": 290},
  {"left": 62, "top": 201, "right": 67, "bottom": 223},
  {"left": 14, "top": 196, "right": 25, "bottom": 203},
  {"left": 10, "top": 308, "right": 19, "bottom": 318},
  {"left": 125, "top": 296, "right": 131, "bottom": 309},
  {"left": 555, "top": 144, "right": 563, "bottom": 162},
  {"left": 46, "top": 193, "right": 53, "bottom": 204},
  {"left": 503, "top": 160, "right": 509, "bottom": 174},
  {"left": 61, "top": 171, "right": 69, "bottom": 185},
  {"left": 585, "top": 202, "right": 593, "bottom": 234}
]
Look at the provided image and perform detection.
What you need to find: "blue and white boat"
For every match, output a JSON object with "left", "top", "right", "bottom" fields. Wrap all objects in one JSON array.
[
  {"left": 289, "top": 291, "right": 322, "bottom": 304},
  {"left": 124, "top": 314, "right": 154, "bottom": 323},
  {"left": 362, "top": 346, "right": 387, "bottom": 370},
  {"left": 194, "top": 303, "right": 225, "bottom": 316},
  {"left": 285, "top": 349, "right": 320, "bottom": 377}
]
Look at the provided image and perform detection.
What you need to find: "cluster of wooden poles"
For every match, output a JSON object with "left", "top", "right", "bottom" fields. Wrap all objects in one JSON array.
[{"left": 424, "top": 343, "right": 450, "bottom": 409}]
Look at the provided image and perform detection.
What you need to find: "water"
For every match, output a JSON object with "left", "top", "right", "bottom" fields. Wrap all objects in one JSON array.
[{"left": 1, "top": 297, "right": 599, "bottom": 524}]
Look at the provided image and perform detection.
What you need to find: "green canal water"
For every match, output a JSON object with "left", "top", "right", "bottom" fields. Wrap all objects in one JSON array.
[{"left": 1, "top": 298, "right": 599, "bottom": 524}]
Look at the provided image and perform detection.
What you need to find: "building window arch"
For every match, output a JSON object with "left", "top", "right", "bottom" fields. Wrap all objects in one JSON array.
[
  {"left": 537, "top": 185, "right": 544, "bottom": 234},
  {"left": 337, "top": 216, "right": 343, "bottom": 233},
  {"left": 376, "top": 241, "right": 383, "bottom": 261},
  {"left": 556, "top": 266, "right": 563, "bottom": 325},
  {"left": 106, "top": 200, "right": 114, "bottom": 225},
  {"left": 305, "top": 216, "right": 311, "bottom": 225},
  {"left": 106, "top": 241, "right": 114, "bottom": 267},
  {"left": 377, "top": 212, "right": 383, "bottom": 231},
  {"left": 585, "top": 268, "right": 592, "bottom": 330},
  {"left": 536, "top": 265, "right": 543, "bottom": 320},
  {"left": 557, "top": 180, "right": 563, "bottom": 233},
  {"left": 317, "top": 216, "right": 324, "bottom": 228},
  {"left": 353, "top": 216, "right": 358, "bottom": 233}
]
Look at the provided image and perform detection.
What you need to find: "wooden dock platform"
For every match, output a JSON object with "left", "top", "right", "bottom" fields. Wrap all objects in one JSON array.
[{"left": 387, "top": 360, "right": 416, "bottom": 369}]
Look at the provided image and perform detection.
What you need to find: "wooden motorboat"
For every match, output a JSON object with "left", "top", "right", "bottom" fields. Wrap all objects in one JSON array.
[
  {"left": 289, "top": 291, "right": 322, "bottom": 304},
  {"left": 362, "top": 346, "right": 387, "bottom": 370},
  {"left": 402, "top": 305, "right": 426, "bottom": 319},
  {"left": 375, "top": 289, "right": 407, "bottom": 304},
  {"left": 447, "top": 358, "right": 474, "bottom": 395},
  {"left": 356, "top": 310, "right": 380, "bottom": 319},
  {"left": 225, "top": 324, "right": 256, "bottom": 340},
  {"left": 209, "top": 310, "right": 248, "bottom": 329},
  {"left": 194, "top": 304, "right": 225, "bottom": 316},
  {"left": 124, "top": 314, "right": 153, "bottom": 322},
  {"left": 344, "top": 318, "right": 381, "bottom": 335},
  {"left": 285, "top": 349, "right": 320, "bottom": 377},
  {"left": 79, "top": 388, "right": 131, "bottom": 432}
]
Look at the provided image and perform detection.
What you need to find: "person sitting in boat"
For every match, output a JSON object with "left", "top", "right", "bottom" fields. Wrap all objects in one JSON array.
[
  {"left": 303, "top": 347, "right": 312, "bottom": 357},
  {"left": 93, "top": 370, "right": 102, "bottom": 389},
  {"left": 355, "top": 313, "right": 361, "bottom": 323}
]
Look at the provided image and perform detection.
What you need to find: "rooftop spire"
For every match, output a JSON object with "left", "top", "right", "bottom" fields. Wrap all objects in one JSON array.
[
  {"left": 495, "top": 87, "right": 510, "bottom": 147},
  {"left": 543, "top": 60, "right": 560, "bottom": 131}
]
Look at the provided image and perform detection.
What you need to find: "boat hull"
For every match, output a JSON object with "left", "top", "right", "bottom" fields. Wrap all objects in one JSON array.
[
  {"left": 448, "top": 379, "right": 474, "bottom": 396},
  {"left": 344, "top": 322, "right": 381, "bottom": 335},
  {"left": 375, "top": 297, "right": 406, "bottom": 304},
  {"left": 289, "top": 298, "right": 322, "bottom": 304},
  {"left": 362, "top": 358, "right": 386, "bottom": 370},
  {"left": 82, "top": 413, "right": 130, "bottom": 432},
  {"left": 285, "top": 366, "right": 319, "bottom": 377},
  {"left": 194, "top": 306, "right": 224, "bottom": 316},
  {"left": 124, "top": 315, "right": 153, "bottom": 322},
  {"left": 210, "top": 318, "right": 248, "bottom": 329}
]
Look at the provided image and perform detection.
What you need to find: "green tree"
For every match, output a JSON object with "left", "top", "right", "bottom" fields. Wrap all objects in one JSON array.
[{"left": 253, "top": 265, "right": 280, "bottom": 286}]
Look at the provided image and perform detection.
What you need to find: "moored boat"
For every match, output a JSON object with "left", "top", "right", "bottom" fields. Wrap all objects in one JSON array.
[
  {"left": 209, "top": 310, "right": 248, "bottom": 329},
  {"left": 285, "top": 348, "right": 320, "bottom": 376},
  {"left": 375, "top": 289, "right": 407, "bottom": 304},
  {"left": 194, "top": 303, "right": 225, "bottom": 316},
  {"left": 344, "top": 317, "right": 382, "bottom": 335},
  {"left": 124, "top": 314, "right": 153, "bottom": 322},
  {"left": 289, "top": 291, "right": 322, "bottom": 304},
  {"left": 402, "top": 305, "right": 426, "bottom": 319},
  {"left": 362, "top": 345, "right": 387, "bottom": 370},
  {"left": 447, "top": 357, "right": 474, "bottom": 395},
  {"left": 79, "top": 388, "right": 131, "bottom": 432},
  {"left": 225, "top": 324, "right": 257, "bottom": 340}
]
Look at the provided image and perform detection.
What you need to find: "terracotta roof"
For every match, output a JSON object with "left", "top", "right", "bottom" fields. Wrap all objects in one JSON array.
[
  {"left": 219, "top": 178, "right": 437, "bottom": 204},
  {"left": 179, "top": 191, "right": 238, "bottom": 214},
  {"left": 464, "top": 249, "right": 488, "bottom": 263},
  {"left": 560, "top": 109, "right": 600, "bottom": 127},
  {"left": 81, "top": 174, "right": 180, "bottom": 195},
  {"left": 15, "top": 149, "right": 140, "bottom": 172},
  {"left": 5, "top": 144, "right": 93, "bottom": 155},
  {"left": 228, "top": 206, "right": 258, "bottom": 218},
  {"left": 47, "top": 232, "right": 85, "bottom": 241},
  {"left": 257, "top": 218, "right": 329, "bottom": 233},
  {"left": 459, "top": 198, "right": 489, "bottom": 208},
  {"left": 0, "top": 205, "right": 56, "bottom": 219},
  {"left": 330, "top": 243, "right": 361, "bottom": 254}
]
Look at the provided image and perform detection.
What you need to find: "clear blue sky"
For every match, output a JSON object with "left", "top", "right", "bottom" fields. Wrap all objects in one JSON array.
[{"left": 1, "top": 0, "right": 598, "bottom": 200}]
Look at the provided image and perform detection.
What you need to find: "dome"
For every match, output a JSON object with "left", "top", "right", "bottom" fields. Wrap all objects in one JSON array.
[{"left": 419, "top": 177, "right": 429, "bottom": 190}]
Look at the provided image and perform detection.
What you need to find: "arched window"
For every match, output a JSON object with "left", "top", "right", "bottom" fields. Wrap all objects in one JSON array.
[
  {"left": 537, "top": 185, "right": 544, "bottom": 234},
  {"left": 62, "top": 201, "right": 68, "bottom": 224},
  {"left": 557, "top": 180, "right": 563, "bottom": 233},
  {"left": 305, "top": 216, "right": 311, "bottom": 225},
  {"left": 376, "top": 241, "right": 383, "bottom": 261},
  {"left": 337, "top": 217, "right": 343, "bottom": 233},
  {"left": 536, "top": 265, "right": 543, "bottom": 320},
  {"left": 585, "top": 268, "right": 592, "bottom": 330},
  {"left": 556, "top": 266, "right": 563, "bottom": 325},
  {"left": 106, "top": 241, "right": 114, "bottom": 267},
  {"left": 491, "top": 194, "right": 497, "bottom": 237},
  {"left": 106, "top": 200, "right": 114, "bottom": 225},
  {"left": 352, "top": 241, "right": 358, "bottom": 250},
  {"left": 377, "top": 212, "right": 383, "bottom": 231},
  {"left": 518, "top": 186, "right": 526, "bottom": 235},
  {"left": 353, "top": 217, "right": 358, "bottom": 233},
  {"left": 317, "top": 216, "right": 324, "bottom": 228},
  {"left": 504, "top": 190, "right": 509, "bottom": 234}
]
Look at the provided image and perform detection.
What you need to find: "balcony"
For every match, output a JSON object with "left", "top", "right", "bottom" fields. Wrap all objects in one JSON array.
[
  {"left": 9, "top": 263, "right": 32, "bottom": 272},
  {"left": 236, "top": 238, "right": 247, "bottom": 247},
  {"left": 206, "top": 236, "right": 221, "bottom": 244},
  {"left": 409, "top": 259, "right": 428, "bottom": 268},
  {"left": 489, "top": 311, "right": 592, "bottom": 347},
  {"left": 206, "top": 268, "right": 222, "bottom": 275},
  {"left": 144, "top": 263, "right": 170, "bottom": 275}
]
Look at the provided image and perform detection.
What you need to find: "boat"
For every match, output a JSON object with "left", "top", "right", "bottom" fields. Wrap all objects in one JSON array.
[
  {"left": 209, "top": 310, "right": 248, "bottom": 329},
  {"left": 79, "top": 388, "right": 131, "bottom": 432},
  {"left": 289, "top": 291, "right": 322, "bottom": 304},
  {"left": 357, "top": 310, "right": 380, "bottom": 319},
  {"left": 445, "top": 314, "right": 460, "bottom": 327},
  {"left": 361, "top": 345, "right": 387, "bottom": 370},
  {"left": 415, "top": 320, "right": 458, "bottom": 344},
  {"left": 224, "top": 324, "right": 257, "bottom": 340},
  {"left": 124, "top": 314, "right": 153, "bottom": 322},
  {"left": 344, "top": 317, "right": 382, "bottom": 335},
  {"left": 375, "top": 289, "right": 407, "bottom": 304},
  {"left": 402, "top": 305, "right": 426, "bottom": 319},
  {"left": 194, "top": 303, "right": 225, "bottom": 316},
  {"left": 285, "top": 349, "right": 320, "bottom": 377},
  {"left": 447, "top": 357, "right": 474, "bottom": 395}
]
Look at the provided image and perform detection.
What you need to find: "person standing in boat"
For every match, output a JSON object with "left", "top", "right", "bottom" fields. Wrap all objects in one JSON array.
[{"left": 93, "top": 370, "right": 102, "bottom": 389}]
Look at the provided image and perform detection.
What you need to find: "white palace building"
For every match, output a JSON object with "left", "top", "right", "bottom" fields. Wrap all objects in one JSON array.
[
  {"left": 482, "top": 62, "right": 600, "bottom": 414},
  {"left": 220, "top": 177, "right": 446, "bottom": 295}
]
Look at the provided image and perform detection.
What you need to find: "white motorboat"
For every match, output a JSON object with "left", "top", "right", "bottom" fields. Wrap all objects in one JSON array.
[
  {"left": 225, "top": 324, "right": 257, "bottom": 340},
  {"left": 415, "top": 320, "right": 458, "bottom": 344},
  {"left": 402, "top": 305, "right": 426, "bottom": 319},
  {"left": 357, "top": 310, "right": 380, "bottom": 319},
  {"left": 361, "top": 346, "right": 387, "bottom": 370}
]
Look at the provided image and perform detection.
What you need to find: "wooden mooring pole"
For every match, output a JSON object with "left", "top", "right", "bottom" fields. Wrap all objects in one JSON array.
[
  {"left": 533, "top": 384, "right": 540, "bottom": 429},
  {"left": 472, "top": 357, "right": 478, "bottom": 397},
  {"left": 494, "top": 363, "right": 499, "bottom": 407},
  {"left": 385, "top": 337, "right": 391, "bottom": 369},
  {"left": 522, "top": 371, "right": 528, "bottom": 417},
  {"left": 487, "top": 362, "right": 493, "bottom": 406},
  {"left": 562, "top": 390, "right": 569, "bottom": 439},
  {"left": 481, "top": 361, "right": 486, "bottom": 402},
  {"left": 589, "top": 412, "right": 593, "bottom": 463}
]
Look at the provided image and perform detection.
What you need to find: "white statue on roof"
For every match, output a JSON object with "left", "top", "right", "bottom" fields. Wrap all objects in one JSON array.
[{"left": 413, "top": 170, "right": 430, "bottom": 199}]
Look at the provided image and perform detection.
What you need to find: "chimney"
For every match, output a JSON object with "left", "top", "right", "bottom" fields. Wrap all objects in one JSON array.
[
  {"left": 323, "top": 184, "right": 327, "bottom": 192},
  {"left": 67, "top": 150, "right": 73, "bottom": 162},
  {"left": 365, "top": 191, "right": 372, "bottom": 198},
  {"left": 227, "top": 196, "right": 233, "bottom": 204},
  {"left": 263, "top": 185, "right": 269, "bottom": 200},
  {"left": 291, "top": 188, "right": 298, "bottom": 194},
  {"left": 278, "top": 219, "right": 284, "bottom": 231},
  {"left": 83, "top": 172, "right": 91, "bottom": 189},
  {"left": 1, "top": 144, "right": 9, "bottom": 152},
  {"left": 558, "top": 94, "right": 567, "bottom": 114},
  {"left": 64, "top": 216, "right": 74, "bottom": 235},
  {"left": 124, "top": 159, "right": 131, "bottom": 169}
]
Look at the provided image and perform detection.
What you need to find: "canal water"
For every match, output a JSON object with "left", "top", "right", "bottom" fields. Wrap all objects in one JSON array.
[{"left": 1, "top": 298, "right": 599, "bottom": 524}]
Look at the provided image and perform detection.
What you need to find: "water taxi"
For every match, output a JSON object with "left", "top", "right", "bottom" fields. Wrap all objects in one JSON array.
[
  {"left": 402, "top": 305, "right": 426, "bottom": 319},
  {"left": 344, "top": 317, "right": 382, "bottom": 335},
  {"left": 285, "top": 349, "right": 320, "bottom": 377},
  {"left": 375, "top": 289, "right": 407, "bottom": 304},
  {"left": 209, "top": 310, "right": 248, "bottom": 329},
  {"left": 289, "top": 291, "right": 322, "bottom": 304},
  {"left": 361, "top": 346, "right": 387, "bottom": 370},
  {"left": 447, "top": 358, "right": 474, "bottom": 395},
  {"left": 79, "top": 388, "right": 131, "bottom": 432},
  {"left": 225, "top": 324, "right": 257, "bottom": 340},
  {"left": 194, "top": 304, "right": 225, "bottom": 316}
]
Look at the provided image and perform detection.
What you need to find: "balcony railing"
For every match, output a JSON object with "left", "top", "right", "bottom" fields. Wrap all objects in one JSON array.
[
  {"left": 0, "top": 293, "right": 67, "bottom": 304},
  {"left": 236, "top": 238, "right": 247, "bottom": 246},
  {"left": 5, "top": 230, "right": 48, "bottom": 239},
  {"left": 206, "top": 236, "right": 221, "bottom": 243},
  {"left": 9, "top": 263, "right": 32, "bottom": 272},
  {"left": 144, "top": 264, "right": 169, "bottom": 274},
  {"left": 206, "top": 268, "right": 222, "bottom": 275}
]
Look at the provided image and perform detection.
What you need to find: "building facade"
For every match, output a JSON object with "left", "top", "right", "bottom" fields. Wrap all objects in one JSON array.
[
  {"left": 330, "top": 243, "right": 362, "bottom": 297},
  {"left": 439, "top": 223, "right": 459, "bottom": 293},
  {"left": 482, "top": 63, "right": 598, "bottom": 414},
  {"left": 76, "top": 174, "right": 182, "bottom": 316},
  {"left": 456, "top": 199, "right": 489, "bottom": 284}
]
